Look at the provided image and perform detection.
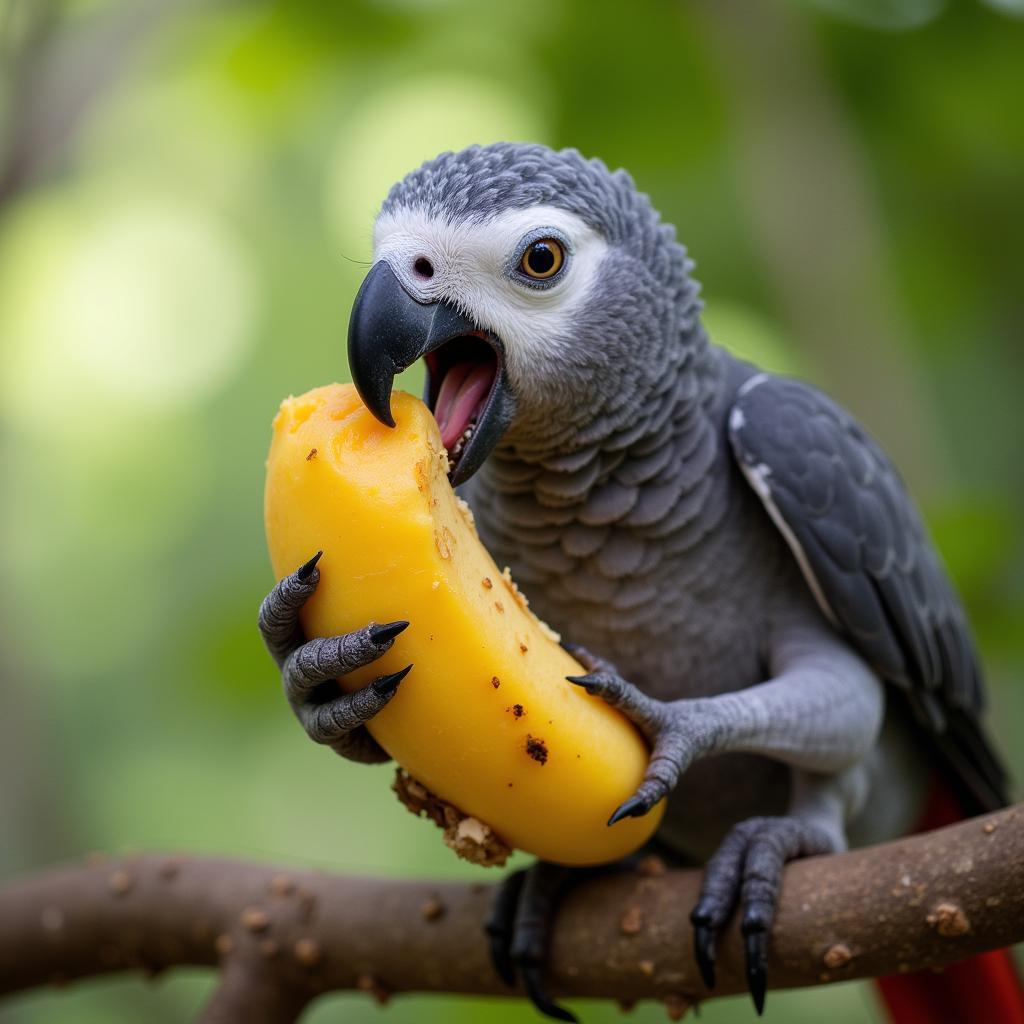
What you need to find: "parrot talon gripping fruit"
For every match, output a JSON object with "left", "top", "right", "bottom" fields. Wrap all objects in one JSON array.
[
  {"left": 367, "top": 620, "right": 411, "bottom": 646},
  {"left": 566, "top": 665, "right": 714, "bottom": 824},
  {"left": 260, "top": 142, "right": 1020, "bottom": 1022},
  {"left": 606, "top": 795, "right": 649, "bottom": 827},
  {"left": 295, "top": 549, "right": 322, "bottom": 581},
  {"left": 371, "top": 663, "right": 413, "bottom": 698},
  {"left": 258, "top": 559, "right": 409, "bottom": 762}
]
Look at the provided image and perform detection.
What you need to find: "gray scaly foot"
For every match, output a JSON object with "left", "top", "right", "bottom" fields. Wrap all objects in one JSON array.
[
  {"left": 258, "top": 551, "right": 412, "bottom": 763},
  {"left": 689, "top": 815, "right": 836, "bottom": 1014}
]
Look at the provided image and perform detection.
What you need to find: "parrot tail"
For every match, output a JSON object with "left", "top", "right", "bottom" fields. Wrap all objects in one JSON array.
[{"left": 874, "top": 780, "right": 1024, "bottom": 1024}]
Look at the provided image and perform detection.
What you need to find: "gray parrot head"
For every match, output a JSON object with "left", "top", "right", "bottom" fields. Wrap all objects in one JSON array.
[{"left": 347, "top": 142, "right": 704, "bottom": 484}]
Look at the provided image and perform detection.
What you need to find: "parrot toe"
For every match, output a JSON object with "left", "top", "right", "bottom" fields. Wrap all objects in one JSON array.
[
  {"left": 567, "top": 658, "right": 716, "bottom": 824},
  {"left": 566, "top": 671, "right": 678, "bottom": 822},
  {"left": 293, "top": 662, "right": 413, "bottom": 745},
  {"left": 743, "top": 928, "right": 769, "bottom": 1016},
  {"left": 564, "top": 670, "right": 666, "bottom": 727},
  {"left": 560, "top": 640, "right": 619, "bottom": 676},
  {"left": 485, "top": 868, "right": 526, "bottom": 987},
  {"left": 606, "top": 795, "right": 650, "bottom": 826},
  {"left": 690, "top": 918, "right": 717, "bottom": 990},
  {"left": 258, "top": 552, "right": 324, "bottom": 663},
  {"left": 484, "top": 862, "right": 580, "bottom": 1023},
  {"left": 258, "top": 553, "right": 410, "bottom": 763}
]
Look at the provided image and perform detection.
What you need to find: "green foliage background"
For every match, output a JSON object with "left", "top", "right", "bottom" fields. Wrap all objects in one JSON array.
[{"left": 1, "top": 1, "right": 1021, "bottom": 1021}]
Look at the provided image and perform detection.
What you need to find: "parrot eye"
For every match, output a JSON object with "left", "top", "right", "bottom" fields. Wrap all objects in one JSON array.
[{"left": 519, "top": 238, "right": 564, "bottom": 280}]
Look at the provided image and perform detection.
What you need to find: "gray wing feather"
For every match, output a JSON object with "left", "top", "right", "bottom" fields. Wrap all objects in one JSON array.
[{"left": 728, "top": 374, "right": 1005, "bottom": 810}]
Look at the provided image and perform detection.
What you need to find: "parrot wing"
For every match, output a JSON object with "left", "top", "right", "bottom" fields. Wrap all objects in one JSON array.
[{"left": 727, "top": 373, "right": 1007, "bottom": 813}]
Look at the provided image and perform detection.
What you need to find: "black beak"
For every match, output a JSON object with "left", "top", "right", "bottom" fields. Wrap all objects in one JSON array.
[{"left": 347, "top": 261, "right": 515, "bottom": 485}]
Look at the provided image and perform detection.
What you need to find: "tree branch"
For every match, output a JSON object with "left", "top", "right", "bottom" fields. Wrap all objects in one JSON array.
[
  {"left": 197, "top": 958, "right": 312, "bottom": 1024},
  {"left": 1, "top": 805, "right": 1022, "bottom": 1020}
]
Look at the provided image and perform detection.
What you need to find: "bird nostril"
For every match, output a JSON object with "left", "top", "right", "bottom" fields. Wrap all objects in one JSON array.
[{"left": 414, "top": 257, "right": 434, "bottom": 279}]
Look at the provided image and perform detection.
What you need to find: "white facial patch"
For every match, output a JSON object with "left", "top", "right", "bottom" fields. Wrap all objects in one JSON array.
[{"left": 372, "top": 204, "right": 608, "bottom": 389}]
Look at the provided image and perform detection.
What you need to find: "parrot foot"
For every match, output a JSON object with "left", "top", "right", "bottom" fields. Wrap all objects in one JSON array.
[
  {"left": 689, "top": 815, "right": 837, "bottom": 1015},
  {"left": 258, "top": 552, "right": 411, "bottom": 763},
  {"left": 485, "top": 862, "right": 582, "bottom": 1023},
  {"left": 566, "top": 662, "right": 714, "bottom": 823}
]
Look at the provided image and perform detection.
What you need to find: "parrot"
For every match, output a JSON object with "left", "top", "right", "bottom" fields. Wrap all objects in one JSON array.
[{"left": 258, "top": 143, "right": 1021, "bottom": 1022}]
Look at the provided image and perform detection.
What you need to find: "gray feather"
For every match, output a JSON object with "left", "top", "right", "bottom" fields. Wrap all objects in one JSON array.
[{"left": 728, "top": 374, "right": 1005, "bottom": 809}]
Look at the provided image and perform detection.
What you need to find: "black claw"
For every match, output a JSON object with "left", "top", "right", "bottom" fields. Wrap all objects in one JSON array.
[
  {"left": 521, "top": 964, "right": 578, "bottom": 1023},
  {"left": 486, "top": 928, "right": 516, "bottom": 987},
  {"left": 296, "top": 551, "right": 323, "bottom": 580},
  {"left": 692, "top": 922, "right": 717, "bottom": 990},
  {"left": 372, "top": 664, "right": 413, "bottom": 697},
  {"left": 744, "top": 930, "right": 768, "bottom": 1016},
  {"left": 369, "top": 620, "right": 410, "bottom": 645},
  {"left": 565, "top": 673, "right": 594, "bottom": 687},
  {"left": 607, "top": 796, "right": 648, "bottom": 827},
  {"left": 565, "top": 674, "right": 599, "bottom": 695}
]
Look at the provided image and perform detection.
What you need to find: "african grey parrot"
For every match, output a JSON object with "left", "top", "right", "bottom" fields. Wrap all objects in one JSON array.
[{"left": 258, "top": 143, "right": 1012, "bottom": 1020}]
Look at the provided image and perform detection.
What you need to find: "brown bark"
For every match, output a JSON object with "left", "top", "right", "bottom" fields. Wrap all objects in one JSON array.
[{"left": 1, "top": 806, "right": 1022, "bottom": 1020}]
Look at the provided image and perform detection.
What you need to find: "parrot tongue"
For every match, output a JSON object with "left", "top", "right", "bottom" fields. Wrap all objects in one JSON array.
[{"left": 434, "top": 359, "right": 495, "bottom": 453}]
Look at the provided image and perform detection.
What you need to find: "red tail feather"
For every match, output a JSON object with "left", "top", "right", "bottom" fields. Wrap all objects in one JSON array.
[
  {"left": 877, "top": 951, "right": 1024, "bottom": 1024},
  {"left": 874, "top": 781, "right": 1024, "bottom": 1024}
]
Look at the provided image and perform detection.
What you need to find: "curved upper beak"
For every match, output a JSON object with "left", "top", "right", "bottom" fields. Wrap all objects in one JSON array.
[{"left": 347, "top": 260, "right": 515, "bottom": 485}]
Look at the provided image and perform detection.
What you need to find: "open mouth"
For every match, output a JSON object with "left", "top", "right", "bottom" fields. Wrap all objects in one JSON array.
[
  {"left": 347, "top": 261, "right": 516, "bottom": 487},
  {"left": 424, "top": 334, "right": 501, "bottom": 475}
]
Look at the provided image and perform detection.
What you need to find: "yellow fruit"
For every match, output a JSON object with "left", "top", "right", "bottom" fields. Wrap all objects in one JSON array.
[{"left": 264, "top": 383, "right": 664, "bottom": 865}]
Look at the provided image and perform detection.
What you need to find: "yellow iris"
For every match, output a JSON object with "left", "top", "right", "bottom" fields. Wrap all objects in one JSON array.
[{"left": 520, "top": 239, "right": 564, "bottom": 279}]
